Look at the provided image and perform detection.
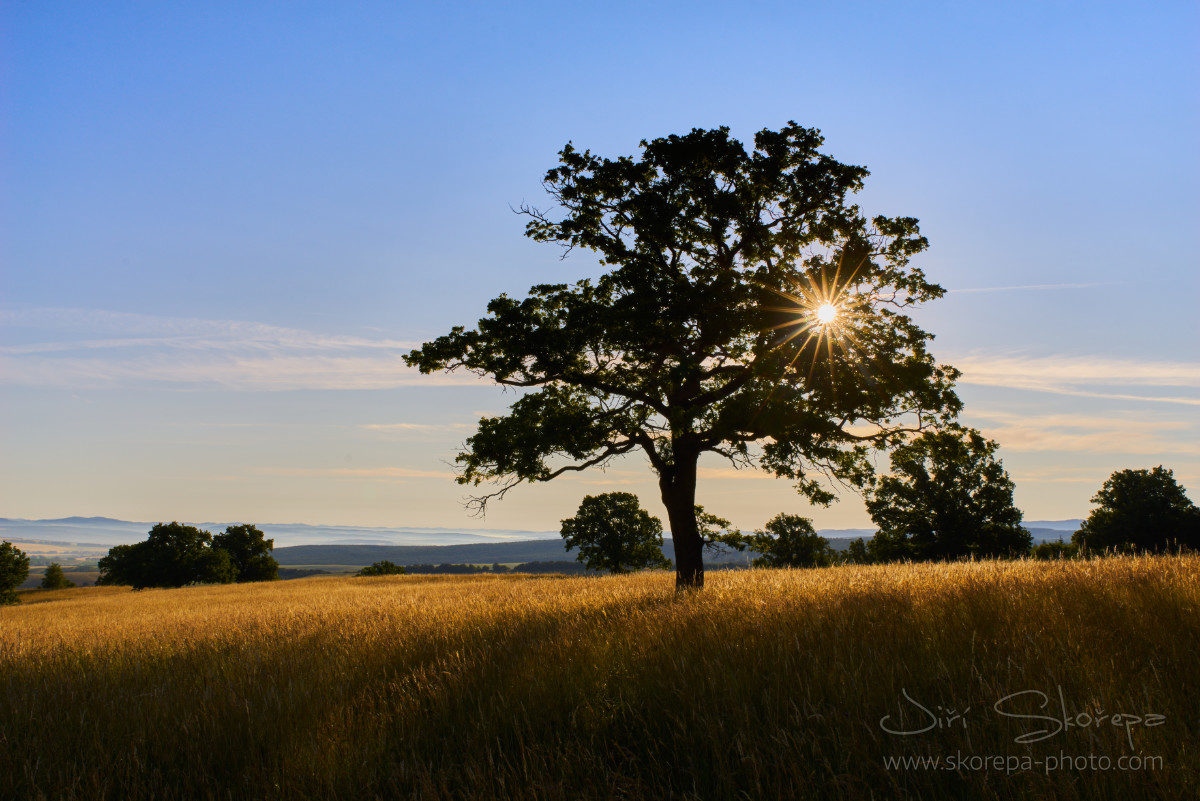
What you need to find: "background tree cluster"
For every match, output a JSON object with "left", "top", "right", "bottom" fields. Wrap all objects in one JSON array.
[
  {"left": 559, "top": 434, "right": 1199, "bottom": 570},
  {"left": 844, "top": 452, "right": 1196, "bottom": 564},
  {"left": 97, "top": 523, "right": 279, "bottom": 589},
  {"left": 560, "top": 493, "right": 843, "bottom": 572}
]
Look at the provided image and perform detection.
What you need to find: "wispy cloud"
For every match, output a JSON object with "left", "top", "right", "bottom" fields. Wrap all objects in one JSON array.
[
  {"left": 0, "top": 307, "right": 417, "bottom": 350},
  {"left": 968, "top": 409, "right": 1200, "bottom": 457},
  {"left": 1006, "top": 470, "right": 1105, "bottom": 485},
  {"left": 258, "top": 466, "right": 456, "bottom": 479},
  {"left": 950, "top": 352, "right": 1200, "bottom": 406},
  {"left": 946, "top": 282, "right": 1120, "bottom": 294},
  {"left": 0, "top": 307, "right": 484, "bottom": 390},
  {"left": 361, "top": 422, "right": 476, "bottom": 433}
]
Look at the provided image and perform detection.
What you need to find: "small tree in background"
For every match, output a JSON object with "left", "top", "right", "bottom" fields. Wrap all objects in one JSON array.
[
  {"left": 561, "top": 492, "right": 672, "bottom": 574},
  {"left": 742, "top": 513, "right": 838, "bottom": 568},
  {"left": 357, "top": 560, "right": 407, "bottom": 576},
  {"left": 1, "top": 541, "right": 31, "bottom": 605},
  {"left": 1073, "top": 466, "right": 1199, "bottom": 554},
  {"left": 844, "top": 538, "right": 873, "bottom": 565},
  {"left": 39, "top": 562, "right": 76, "bottom": 590},
  {"left": 865, "top": 428, "right": 1030, "bottom": 561}
]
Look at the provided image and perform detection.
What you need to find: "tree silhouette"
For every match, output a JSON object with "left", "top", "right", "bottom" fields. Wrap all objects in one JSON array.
[
  {"left": 865, "top": 428, "right": 1030, "bottom": 561},
  {"left": 357, "top": 560, "right": 407, "bottom": 576},
  {"left": 743, "top": 513, "right": 838, "bottom": 568},
  {"left": 98, "top": 522, "right": 238, "bottom": 589},
  {"left": 406, "top": 123, "right": 960, "bottom": 587},
  {"left": 1073, "top": 466, "right": 1199, "bottom": 553},
  {"left": 560, "top": 492, "right": 672, "bottom": 574},
  {"left": 0, "top": 541, "right": 30, "bottom": 605},
  {"left": 39, "top": 562, "right": 76, "bottom": 590},
  {"left": 213, "top": 524, "right": 279, "bottom": 582}
]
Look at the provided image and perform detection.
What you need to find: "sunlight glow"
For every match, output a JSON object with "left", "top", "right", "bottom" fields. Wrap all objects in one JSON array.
[{"left": 757, "top": 251, "right": 877, "bottom": 391}]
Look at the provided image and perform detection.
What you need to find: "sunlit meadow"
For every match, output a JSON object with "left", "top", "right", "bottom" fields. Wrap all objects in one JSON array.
[{"left": 2, "top": 556, "right": 1196, "bottom": 800}]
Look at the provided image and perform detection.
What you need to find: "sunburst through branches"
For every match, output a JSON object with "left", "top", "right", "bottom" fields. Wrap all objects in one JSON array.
[{"left": 762, "top": 264, "right": 871, "bottom": 384}]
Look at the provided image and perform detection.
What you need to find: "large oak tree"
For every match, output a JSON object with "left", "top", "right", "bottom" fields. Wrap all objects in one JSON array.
[{"left": 405, "top": 123, "right": 960, "bottom": 588}]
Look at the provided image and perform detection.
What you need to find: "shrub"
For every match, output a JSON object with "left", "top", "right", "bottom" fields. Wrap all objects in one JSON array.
[
  {"left": 357, "top": 560, "right": 407, "bottom": 576},
  {"left": 1031, "top": 539, "right": 1078, "bottom": 560}
]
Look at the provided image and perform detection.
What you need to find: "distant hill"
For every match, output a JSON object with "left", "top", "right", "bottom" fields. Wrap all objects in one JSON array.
[
  {"left": 274, "top": 539, "right": 756, "bottom": 568},
  {"left": 1027, "top": 520, "right": 1085, "bottom": 532},
  {"left": 2, "top": 516, "right": 1084, "bottom": 561},
  {"left": 0, "top": 517, "right": 560, "bottom": 548},
  {"left": 1026, "top": 526, "right": 1081, "bottom": 543},
  {"left": 274, "top": 541, "right": 572, "bottom": 567}
]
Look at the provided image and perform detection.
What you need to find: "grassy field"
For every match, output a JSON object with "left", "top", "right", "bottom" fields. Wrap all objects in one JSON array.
[{"left": 1, "top": 556, "right": 1196, "bottom": 800}]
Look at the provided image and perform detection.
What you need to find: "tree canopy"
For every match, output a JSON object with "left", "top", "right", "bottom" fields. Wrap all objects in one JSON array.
[
  {"left": 0, "top": 541, "right": 30, "bottom": 605},
  {"left": 864, "top": 428, "right": 1030, "bottom": 561},
  {"left": 560, "top": 492, "right": 672, "bottom": 574},
  {"left": 1072, "top": 466, "right": 1199, "bottom": 554},
  {"left": 405, "top": 123, "right": 960, "bottom": 587},
  {"left": 213, "top": 524, "right": 280, "bottom": 582}
]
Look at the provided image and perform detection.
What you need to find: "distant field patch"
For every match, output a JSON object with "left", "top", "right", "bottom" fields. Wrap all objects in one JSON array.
[{"left": 4, "top": 541, "right": 84, "bottom": 555}]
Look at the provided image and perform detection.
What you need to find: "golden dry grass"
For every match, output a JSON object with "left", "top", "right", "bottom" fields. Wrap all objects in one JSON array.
[{"left": 2, "top": 556, "right": 1196, "bottom": 800}]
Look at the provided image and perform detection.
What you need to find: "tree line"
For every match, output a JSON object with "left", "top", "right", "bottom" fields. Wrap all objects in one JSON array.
[
  {"left": 356, "top": 560, "right": 595, "bottom": 576},
  {"left": 557, "top": 429, "right": 1199, "bottom": 574},
  {"left": 2, "top": 454, "right": 1195, "bottom": 603}
]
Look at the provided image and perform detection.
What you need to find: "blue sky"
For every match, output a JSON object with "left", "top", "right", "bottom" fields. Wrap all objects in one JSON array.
[{"left": 2, "top": 1, "right": 1197, "bottom": 533}]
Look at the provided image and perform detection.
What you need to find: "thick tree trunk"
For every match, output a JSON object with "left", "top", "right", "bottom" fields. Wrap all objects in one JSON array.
[{"left": 661, "top": 455, "right": 703, "bottom": 590}]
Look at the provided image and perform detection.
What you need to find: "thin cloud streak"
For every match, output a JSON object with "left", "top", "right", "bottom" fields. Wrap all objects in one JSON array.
[
  {"left": 361, "top": 422, "right": 476, "bottom": 433},
  {"left": 0, "top": 354, "right": 485, "bottom": 391},
  {"left": 0, "top": 308, "right": 417, "bottom": 355},
  {"left": 946, "top": 282, "right": 1120, "bottom": 293},
  {"left": 0, "top": 307, "right": 482, "bottom": 390},
  {"left": 2, "top": 307, "right": 414, "bottom": 346},
  {"left": 259, "top": 467, "right": 455, "bottom": 479},
  {"left": 951, "top": 352, "right": 1200, "bottom": 406},
  {"left": 967, "top": 409, "right": 1199, "bottom": 457}
]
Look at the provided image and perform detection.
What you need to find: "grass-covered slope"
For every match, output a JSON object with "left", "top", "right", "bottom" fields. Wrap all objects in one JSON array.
[{"left": 2, "top": 557, "right": 1195, "bottom": 800}]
